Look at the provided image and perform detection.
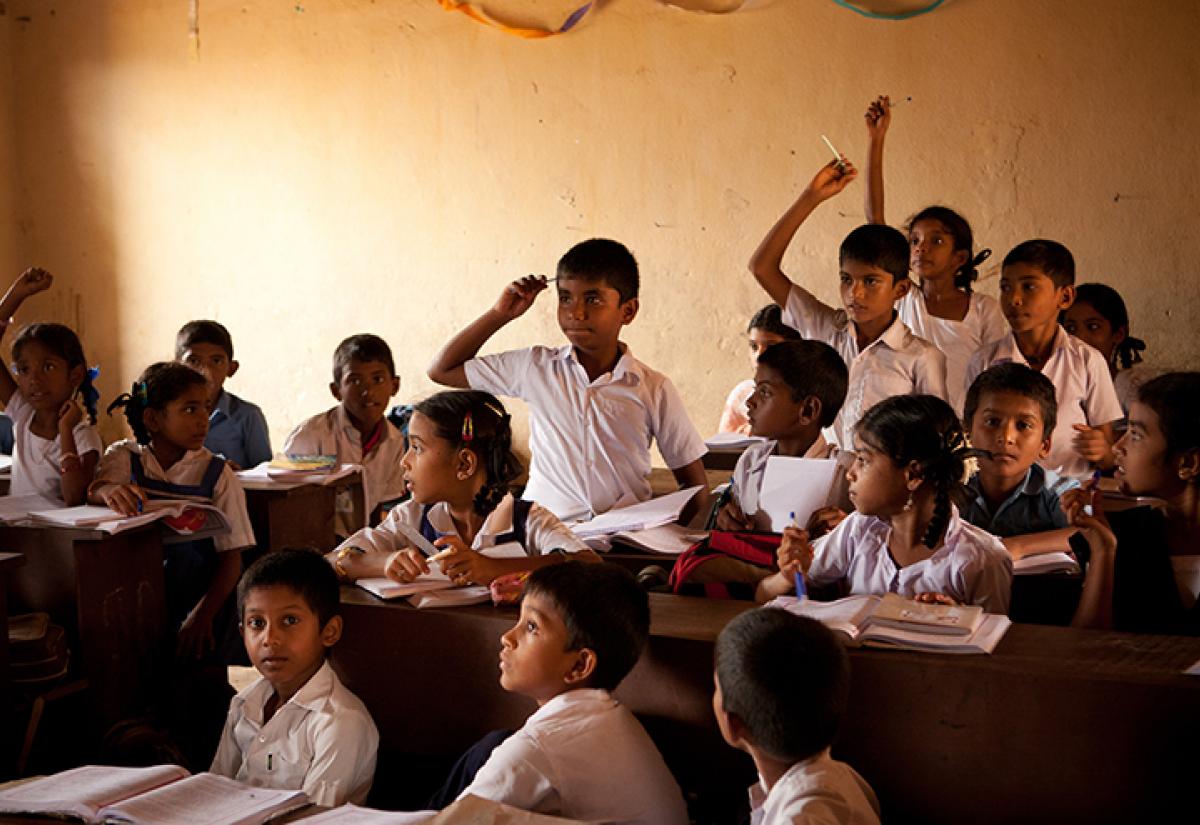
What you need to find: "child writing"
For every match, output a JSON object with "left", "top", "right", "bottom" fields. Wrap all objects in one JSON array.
[
  {"left": 717, "top": 304, "right": 800, "bottom": 435},
  {"left": 90, "top": 362, "right": 256, "bottom": 660},
  {"left": 762, "top": 395, "right": 1012, "bottom": 613},
  {"left": 1061, "top": 282, "right": 1153, "bottom": 412},
  {"left": 966, "top": 241, "right": 1124, "bottom": 480},
  {"left": 212, "top": 549, "right": 379, "bottom": 807},
  {"left": 713, "top": 608, "right": 880, "bottom": 825},
  {"left": 0, "top": 268, "right": 102, "bottom": 504},
  {"left": 427, "top": 238, "right": 710, "bottom": 522},
  {"left": 453, "top": 562, "right": 688, "bottom": 824},
  {"left": 863, "top": 95, "right": 1008, "bottom": 414},
  {"left": 176, "top": 320, "right": 272, "bottom": 471},
  {"left": 749, "top": 158, "right": 946, "bottom": 450},
  {"left": 329, "top": 390, "right": 597, "bottom": 588}
]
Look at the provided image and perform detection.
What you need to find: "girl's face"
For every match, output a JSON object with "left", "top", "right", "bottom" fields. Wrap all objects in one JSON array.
[
  {"left": 846, "top": 440, "right": 913, "bottom": 517},
  {"left": 146, "top": 383, "right": 210, "bottom": 452},
  {"left": 1061, "top": 300, "right": 1124, "bottom": 362},
  {"left": 401, "top": 411, "right": 472, "bottom": 504},
  {"left": 909, "top": 219, "right": 967, "bottom": 283},
  {"left": 747, "top": 329, "right": 786, "bottom": 368},
  {"left": 12, "top": 340, "right": 82, "bottom": 412},
  {"left": 1113, "top": 401, "right": 1179, "bottom": 498}
]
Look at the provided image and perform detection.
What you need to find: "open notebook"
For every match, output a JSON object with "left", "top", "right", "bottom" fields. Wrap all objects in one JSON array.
[{"left": 25, "top": 500, "right": 230, "bottom": 537}]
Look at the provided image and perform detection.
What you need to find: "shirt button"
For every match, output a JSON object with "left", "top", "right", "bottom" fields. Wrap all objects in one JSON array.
[{"left": 259, "top": 736, "right": 266, "bottom": 743}]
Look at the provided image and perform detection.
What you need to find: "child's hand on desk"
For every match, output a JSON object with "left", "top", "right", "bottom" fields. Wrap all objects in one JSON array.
[
  {"left": 177, "top": 608, "right": 215, "bottom": 660},
  {"left": 864, "top": 95, "right": 892, "bottom": 141},
  {"left": 806, "top": 506, "right": 847, "bottom": 539},
  {"left": 10, "top": 267, "right": 53, "bottom": 300},
  {"left": 434, "top": 536, "right": 502, "bottom": 586},
  {"left": 1071, "top": 424, "right": 1114, "bottom": 467},
  {"left": 491, "top": 274, "right": 548, "bottom": 322},
  {"left": 914, "top": 592, "right": 957, "bottom": 606},
  {"left": 803, "top": 158, "right": 857, "bottom": 203},
  {"left": 777, "top": 526, "right": 813, "bottom": 576},
  {"left": 102, "top": 483, "right": 145, "bottom": 517},
  {"left": 384, "top": 548, "right": 431, "bottom": 584},
  {"left": 714, "top": 499, "right": 751, "bottom": 532}
]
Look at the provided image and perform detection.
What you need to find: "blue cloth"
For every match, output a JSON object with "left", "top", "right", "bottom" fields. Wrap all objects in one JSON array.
[
  {"left": 962, "top": 464, "right": 1077, "bottom": 537},
  {"left": 205, "top": 390, "right": 272, "bottom": 470},
  {"left": 0, "top": 413, "right": 12, "bottom": 454}
]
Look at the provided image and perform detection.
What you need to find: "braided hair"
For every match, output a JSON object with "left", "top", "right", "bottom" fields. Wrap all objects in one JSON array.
[
  {"left": 107, "top": 362, "right": 207, "bottom": 445},
  {"left": 855, "top": 395, "right": 983, "bottom": 549},
  {"left": 413, "top": 390, "right": 522, "bottom": 518},
  {"left": 906, "top": 206, "right": 991, "bottom": 293},
  {"left": 11, "top": 323, "right": 101, "bottom": 424}
]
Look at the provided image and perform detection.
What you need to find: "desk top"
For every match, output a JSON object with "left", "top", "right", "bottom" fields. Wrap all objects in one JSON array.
[{"left": 0, "top": 551, "right": 22, "bottom": 571}]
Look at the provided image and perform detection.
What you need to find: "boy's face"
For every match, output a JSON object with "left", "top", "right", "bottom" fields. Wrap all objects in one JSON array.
[
  {"left": 745, "top": 363, "right": 808, "bottom": 440},
  {"left": 968, "top": 390, "right": 1051, "bottom": 490},
  {"left": 999, "top": 263, "right": 1074, "bottom": 333},
  {"left": 556, "top": 277, "right": 638, "bottom": 355},
  {"left": 330, "top": 358, "right": 399, "bottom": 430},
  {"left": 179, "top": 342, "right": 238, "bottom": 406},
  {"left": 1061, "top": 300, "right": 1123, "bottom": 361},
  {"left": 241, "top": 584, "right": 340, "bottom": 701},
  {"left": 145, "top": 383, "right": 211, "bottom": 452},
  {"left": 1113, "top": 401, "right": 1176, "bottom": 498},
  {"left": 839, "top": 260, "right": 907, "bottom": 327},
  {"left": 499, "top": 591, "right": 592, "bottom": 705}
]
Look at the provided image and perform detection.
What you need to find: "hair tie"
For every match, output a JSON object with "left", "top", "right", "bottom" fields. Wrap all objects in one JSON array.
[
  {"left": 87, "top": 365, "right": 100, "bottom": 382},
  {"left": 971, "top": 248, "right": 992, "bottom": 268},
  {"left": 461, "top": 411, "right": 474, "bottom": 443},
  {"left": 134, "top": 381, "right": 148, "bottom": 405}
]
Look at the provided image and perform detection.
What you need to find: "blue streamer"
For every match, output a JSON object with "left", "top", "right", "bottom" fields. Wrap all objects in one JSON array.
[{"left": 829, "top": 0, "right": 946, "bottom": 21}]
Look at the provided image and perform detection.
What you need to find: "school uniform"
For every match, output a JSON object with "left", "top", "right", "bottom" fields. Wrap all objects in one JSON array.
[
  {"left": 781, "top": 284, "right": 947, "bottom": 451},
  {"left": 965, "top": 327, "right": 1123, "bottom": 480},
  {"left": 335, "top": 492, "right": 588, "bottom": 557},
  {"left": 730, "top": 436, "right": 854, "bottom": 533},
  {"left": 459, "top": 688, "right": 688, "bottom": 825},
  {"left": 898, "top": 289, "right": 1008, "bottom": 414},
  {"left": 6, "top": 389, "right": 103, "bottom": 500},
  {"left": 718, "top": 378, "right": 755, "bottom": 435},
  {"left": 464, "top": 344, "right": 707, "bottom": 520},
  {"left": 748, "top": 749, "right": 881, "bottom": 825},
  {"left": 809, "top": 507, "right": 1013, "bottom": 614},
  {"left": 961, "top": 464, "right": 1077, "bottom": 537},
  {"left": 211, "top": 661, "right": 379, "bottom": 807},
  {"left": 283, "top": 405, "right": 407, "bottom": 536},
  {"left": 206, "top": 389, "right": 273, "bottom": 470}
]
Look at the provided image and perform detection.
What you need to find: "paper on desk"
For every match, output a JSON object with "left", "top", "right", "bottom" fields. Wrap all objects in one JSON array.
[
  {"left": 237, "top": 461, "right": 361, "bottom": 490},
  {"left": 569, "top": 486, "right": 702, "bottom": 539},
  {"left": 409, "top": 586, "right": 491, "bottom": 609},
  {"left": 705, "top": 432, "right": 766, "bottom": 451},
  {"left": 356, "top": 574, "right": 451, "bottom": 600},
  {"left": 0, "top": 454, "right": 13, "bottom": 473},
  {"left": 298, "top": 803, "right": 436, "bottom": 823},
  {"left": 0, "top": 493, "right": 62, "bottom": 523},
  {"left": 1185, "top": 658, "right": 1200, "bottom": 676},
  {"left": 758, "top": 457, "right": 839, "bottom": 533}
]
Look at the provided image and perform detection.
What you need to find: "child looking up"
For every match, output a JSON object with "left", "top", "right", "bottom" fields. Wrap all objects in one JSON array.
[
  {"left": 863, "top": 96, "right": 1008, "bottom": 415},
  {"left": 329, "top": 390, "right": 596, "bottom": 588},
  {"left": 717, "top": 305, "right": 800, "bottom": 435},
  {"left": 176, "top": 320, "right": 272, "bottom": 471},
  {"left": 1061, "top": 282, "right": 1153, "bottom": 412},
  {"left": 212, "top": 549, "right": 379, "bottom": 807},
  {"left": 966, "top": 241, "right": 1123, "bottom": 480},
  {"left": 714, "top": 608, "right": 880, "bottom": 825},
  {"left": 0, "top": 269, "right": 102, "bottom": 504},
  {"left": 428, "top": 239, "right": 709, "bottom": 522},
  {"left": 749, "top": 159, "right": 946, "bottom": 450}
]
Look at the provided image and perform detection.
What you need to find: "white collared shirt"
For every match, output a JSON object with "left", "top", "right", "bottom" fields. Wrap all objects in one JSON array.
[
  {"left": 809, "top": 507, "right": 1013, "bottom": 614},
  {"left": 90, "top": 440, "right": 255, "bottom": 552},
  {"left": 782, "top": 284, "right": 947, "bottom": 450},
  {"left": 460, "top": 688, "right": 688, "bottom": 825},
  {"left": 335, "top": 492, "right": 588, "bottom": 556},
  {"left": 897, "top": 289, "right": 1008, "bottom": 415},
  {"left": 965, "top": 326, "right": 1123, "bottom": 480},
  {"left": 731, "top": 436, "right": 854, "bottom": 532},
  {"left": 749, "top": 750, "right": 881, "bottom": 825},
  {"left": 465, "top": 344, "right": 707, "bottom": 519},
  {"left": 6, "top": 389, "right": 103, "bottom": 500},
  {"left": 210, "top": 661, "right": 379, "bottom": 807}
]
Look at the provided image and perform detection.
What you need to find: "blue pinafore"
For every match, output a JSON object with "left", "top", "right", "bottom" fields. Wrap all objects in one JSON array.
[{"left": 416, "top": 497, "right": 533, "bottom": 548}]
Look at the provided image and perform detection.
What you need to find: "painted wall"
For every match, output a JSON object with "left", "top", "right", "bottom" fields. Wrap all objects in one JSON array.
[
  {"left": 0, "top": 7, "right": 18, "bottom": 277},
  {"left": 1, "top": 0, "right": 1197, "bottom": 450}
]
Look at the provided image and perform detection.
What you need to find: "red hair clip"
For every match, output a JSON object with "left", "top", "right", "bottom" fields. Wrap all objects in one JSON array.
[{"left": 461, "top": 412, "right": 474, "bottom": 442}]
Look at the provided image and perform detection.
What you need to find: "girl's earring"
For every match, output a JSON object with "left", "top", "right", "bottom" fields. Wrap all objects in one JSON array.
[{"left": 902, "top": 491, "right": 915, "bottom": 512}]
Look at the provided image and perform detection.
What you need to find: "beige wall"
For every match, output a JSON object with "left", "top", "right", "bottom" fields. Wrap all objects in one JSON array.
[
  {"left": 0, "top": 7, "right": 18, "bottom": 276},
  {"left": 1, "top": 0, "right": 1198, "bottom": 450}
]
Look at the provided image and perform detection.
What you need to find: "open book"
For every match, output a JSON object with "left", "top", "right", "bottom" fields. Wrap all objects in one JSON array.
[
  {"left": 26, "top": 500, "right": 230, "bottom": 538},
  {"left": 238, "top": 460, "right": 361, "bottom": 490},
  {"left": 570, "top": 486, "right": 702, "bottom": 539},
  {"left": 0, "top": 765, "right": 308, "bottom": 824},
  {"left": 1013, "top": 551, "right": 1080, "bottom": 576},
  {"left": 609, "top": 523, "right": 708, "bottom": 555},
  {"left": 768, "top": 593, "right": 1011, "bottom": 654}
]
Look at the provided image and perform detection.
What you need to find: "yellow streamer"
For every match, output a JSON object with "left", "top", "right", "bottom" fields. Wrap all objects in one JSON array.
[{"left": 436, "top": 0, "right": 596, "bottom": 39}]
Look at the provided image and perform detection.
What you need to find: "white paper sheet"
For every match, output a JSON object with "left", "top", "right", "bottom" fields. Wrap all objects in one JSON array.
[{"left": 757, "top": 456, "right": 839, "bottom": 533}]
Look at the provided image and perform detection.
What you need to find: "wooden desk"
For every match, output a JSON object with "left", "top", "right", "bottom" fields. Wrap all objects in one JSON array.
[
  {"left": 0, "top": 552, "right": 24, "bottom": 773},
  {"left": 333, "top": 590, "right": 1200, "bottom": 824},
  {"left": 243, "top": 474, "right": 365, "bottom": 553}
]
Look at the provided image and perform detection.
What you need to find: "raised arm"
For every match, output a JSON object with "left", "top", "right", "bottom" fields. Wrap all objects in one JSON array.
[
  {"left": 427, "top": 274, "right": 548, "bottom": 388},
  {"left": 863, "top": 95, "right": 891, "bottom": 224},
  {"left": 749, "top": 159, "right": 858, "bottom": 308},
  {"left": 0, "top": 268, "right": 54, "bottom": 406}
]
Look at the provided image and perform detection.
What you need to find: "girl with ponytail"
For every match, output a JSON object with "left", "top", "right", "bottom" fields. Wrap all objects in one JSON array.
[
  {"left": 769, "top": 394, "right": 1013, "bottom": 614},
  {"left": 330, "top": 390, "right": 595, "bottom": 588}
]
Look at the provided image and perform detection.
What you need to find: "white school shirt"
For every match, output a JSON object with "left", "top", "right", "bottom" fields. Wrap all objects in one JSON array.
[
  {"left": 808, "top": 507, "right": 1012, "bottom": 614},
  {"left": 90, "top": 440, "right": 255, "bottom": 552},
  {"left": 781, "top": 284, "right": 947, "bottom": 451},
  {"left": 749, "top": 750, "right": 881, "bottom": 825},
  {"left": 460, "top": 688, "right": 688, "bottom": 825},
  {"left": 965, "top": 326, "right": 1123, "bottom": 480},
  {"left": 210, "top": 661, "right": 379, "bottom": 807},
  {"left": 335, "top": 492, "right": 589, "bottom": 556},
  {"left": 897, "top": 289, "right": 1008, "bottom": 415},
  {"left": 283, "top": 405, "right": 408, "bottom": 535},
  {"left": 731, "top": 436, "right": 854, "bottom": 532},
  {"left": 6, "top": 389, "right": 103, "bottom": 500},
  {"left": 465, "top": 344, "right": 708, "bottom": 520}
]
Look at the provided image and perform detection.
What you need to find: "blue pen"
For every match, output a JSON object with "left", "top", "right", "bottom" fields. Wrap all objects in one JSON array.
[
  {"left": 130, "top": 469, "right": 143, "bottom": 513},
  {"left": 789, "top": 511, "right": 807, "bottom": 600}
]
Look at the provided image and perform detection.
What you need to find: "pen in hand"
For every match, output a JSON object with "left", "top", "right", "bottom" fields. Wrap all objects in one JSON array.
[{"left": 790, "top": 511, "right": 807, "bottom": 600}]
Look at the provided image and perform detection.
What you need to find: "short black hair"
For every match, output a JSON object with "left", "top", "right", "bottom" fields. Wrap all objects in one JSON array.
[
  {"left": 747, "top": 304, "right": 800, "bottom": 339},
  {"left": 524, "top": 562, "right": 649, "bottom": 692},
  {"left": 963, "top": 363, "right": 1058, "bottom": 436},
  {"left": 237, "top": 548, "right": 341, "bottom": 629},
  {"left": 839, "top": 223, "right": 909, "bottom": 283},
  {"left": 175, "top": 320, "right": 234, "bottom": 360},
  {"left": 333, "top": 333, "right": 395, "bottom": 384},
  {"left": 715, "top": 608, "right": 849, "bottom": 762},
  {"left": 756, "top": 340, "right": 849, "bottom": 428},
  {"left": 1002, "top": 239, "right": 1075, "bottom": 288},
  {"left": 1137, "top": 372, "right": 1200, "bottom": 459},
  {"left": 556, "top": 238, "right": 639, "bottom": 304}
]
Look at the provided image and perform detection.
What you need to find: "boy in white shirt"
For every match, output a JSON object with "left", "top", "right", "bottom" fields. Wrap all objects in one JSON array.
[
  {"left": 427, "top": 238, "right": 709, "bottom": 522},
  {"left": 749, "top": 158, "right": 946, "bottom": 450},
  {"left": 713, "top": 608, "right": 880, "bottom": 825},
  {"left": 212, "top": 549, "right": 379, "bottom": 807},
  {"left": 453, "top": 562, "right": 688, "bottom": 825}
]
